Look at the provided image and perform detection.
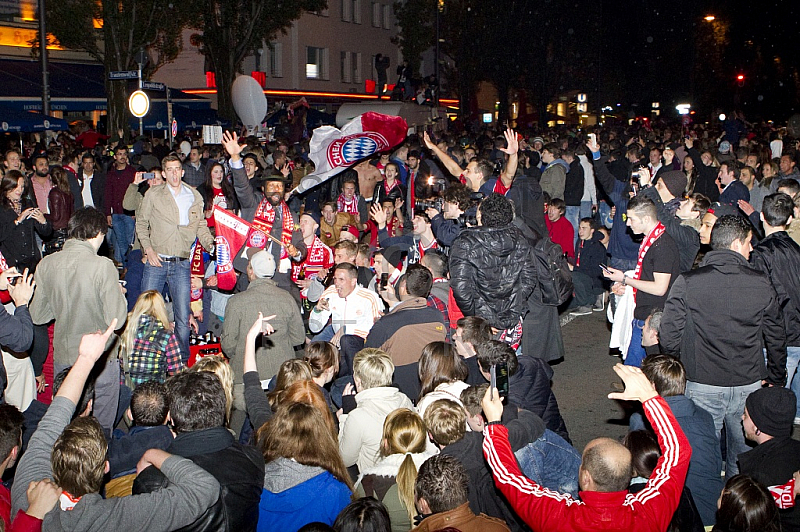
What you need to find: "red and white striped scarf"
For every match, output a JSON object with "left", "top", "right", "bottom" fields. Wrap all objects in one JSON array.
[{"left": 632, "top": 221, "right": 666, "bottom": 301}]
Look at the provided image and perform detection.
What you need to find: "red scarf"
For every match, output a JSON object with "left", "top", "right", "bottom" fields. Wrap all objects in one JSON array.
[
  {"left": 632, "top": 221, "right": 666, "bottom": 301},
  {"left": 337, "top": 194, "right": 360, "bottom": 216},
  {"left": 248, "top": 199, "right": 294, "bottom": 250},
  {"left": 292, "top": 236, "right": 333, "bottom": 282}
]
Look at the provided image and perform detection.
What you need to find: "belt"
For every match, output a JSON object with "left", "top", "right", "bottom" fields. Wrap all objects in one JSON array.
[{"left": 160, "top": 256, "right": 188, "bottom": 262}]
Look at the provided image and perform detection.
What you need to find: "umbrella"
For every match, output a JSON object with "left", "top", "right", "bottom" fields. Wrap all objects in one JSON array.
[{"left": 0, "top": 109, "right": 69, "bottom": 132}]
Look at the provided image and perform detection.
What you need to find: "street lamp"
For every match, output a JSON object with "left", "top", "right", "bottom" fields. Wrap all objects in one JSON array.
[
  {"left": 129, "top": 90, "right": 150, "bottom": 136},
  {"left": 704, "top": 15, "right": 715, "bottom": 22}
]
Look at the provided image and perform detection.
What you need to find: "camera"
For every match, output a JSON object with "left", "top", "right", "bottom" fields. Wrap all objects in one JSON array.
[
  {"left": 414, "top": 197, "right": 443, "bottom": 212},
  {"left": 142, "top": 172, "right": 156, "bottom": 180}
]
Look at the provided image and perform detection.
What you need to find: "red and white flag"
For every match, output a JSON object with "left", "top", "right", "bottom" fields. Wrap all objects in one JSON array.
[
  {"left": 296, "top": 112, "right": 408, "bottom": 194},
  {"left": 213, "top": 207, "right": 251, "bottom": 290}
]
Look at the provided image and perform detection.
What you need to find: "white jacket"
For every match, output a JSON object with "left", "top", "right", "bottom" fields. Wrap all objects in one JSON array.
[{"left": 339, "top": 387, "right": 414, "bottom": 472}]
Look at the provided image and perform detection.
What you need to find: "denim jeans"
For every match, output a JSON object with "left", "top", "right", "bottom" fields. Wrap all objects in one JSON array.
[
  {"left": 109, "top": 214, "right": 135, "bottom": 268},
  {"left": 142, "top": 259, "right": 191, "bottom": 362},
  {"left": 625, "top": 319, "right": 646, "bottom": 367},
  {"left": 55, "top": 356, "right": 119, "bottom": 438},
  {"left": 787, "top": 346, "right": 800, "bottom": 416},
  {"left": 579, "top": 200, "right": 594, "bottom": 220},
  {"left": 685, "top": 379, "right": 762, "bottom": 478},
  {"left": 565, "top": 206, "right": 580, "bottom": 238},
  {"left": 515, "top": 429, "right": 581, "bottom": 498},
  {"left": 598, "top": 200, "right": 613, "bottom": 228}
]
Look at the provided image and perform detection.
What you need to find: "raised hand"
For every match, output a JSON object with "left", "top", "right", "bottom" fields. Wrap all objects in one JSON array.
[
  {"left": 499, "top": 127, "right": 519, "bottom": 155},
  {"left": 607, "top": 364, "right": 658, "bottom": 403},
  {"left": 221, "top": 131, "right": 243, "bottom": 160}
]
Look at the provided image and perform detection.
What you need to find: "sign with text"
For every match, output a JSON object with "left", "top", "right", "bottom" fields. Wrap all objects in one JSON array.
[{"left": 109, "top": 70, "right": 139, "bottom": 80}]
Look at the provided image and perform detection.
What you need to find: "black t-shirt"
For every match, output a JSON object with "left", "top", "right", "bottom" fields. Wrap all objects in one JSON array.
[{"left": 634, "top": 232, "right": 681, "bottom": 320}]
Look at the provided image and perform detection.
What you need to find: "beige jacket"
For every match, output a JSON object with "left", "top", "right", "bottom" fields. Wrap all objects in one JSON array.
[{"left": 135, "top": 183, "right": 214, "bottom": 257}]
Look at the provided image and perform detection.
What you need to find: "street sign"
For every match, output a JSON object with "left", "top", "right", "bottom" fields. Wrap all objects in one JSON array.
[
  {"left": 171, "top": 119, "right": 178, "bottom": 138},
  {"left": 109, "top": 70, "right": 140, "bottom": 80},
  {"left": 142, "top": 81, "right": 166, "bottom": 91}
]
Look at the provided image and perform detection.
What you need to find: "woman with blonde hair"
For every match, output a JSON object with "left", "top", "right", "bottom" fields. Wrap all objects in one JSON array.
[
  {"left": 191, "top": 355, "right": 234, "bottom": 426},
  {"left": 122, "top": 290, "right": 184, "bottom": 388},
  {"left": 357, "top": 408, "right": 437, "bottom": 531}
]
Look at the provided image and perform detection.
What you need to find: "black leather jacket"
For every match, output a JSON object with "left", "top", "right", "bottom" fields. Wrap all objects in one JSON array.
[
  {"left": 449, "top": 224, "right": 537, "bottom": 329},
  {"left": 750, "top": 230, "right": 800, "bottom": 346},
  {"left": 133, "top": 427, "right": 265, "bottom": 532}
]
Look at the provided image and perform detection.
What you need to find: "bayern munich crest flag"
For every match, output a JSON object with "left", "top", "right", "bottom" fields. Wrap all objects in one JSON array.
[
  {"left": 213, "top": 207, "right": 251, "bottom": 290},
  {"left": 296, "top": 112, "right": 408, "bottom": 194}
]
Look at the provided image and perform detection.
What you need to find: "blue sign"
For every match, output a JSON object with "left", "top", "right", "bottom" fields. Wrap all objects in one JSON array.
[
  {"left": 142, "top": 81, "right": 166, "bottom": 91},
  {"left": 109, "top": 70, "right": 139, "bottom": 80}
]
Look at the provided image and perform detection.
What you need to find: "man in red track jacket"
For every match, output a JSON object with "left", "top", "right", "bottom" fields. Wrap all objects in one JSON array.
[{"left": 482, "top": 364, "right": 691, "bottom": 532}]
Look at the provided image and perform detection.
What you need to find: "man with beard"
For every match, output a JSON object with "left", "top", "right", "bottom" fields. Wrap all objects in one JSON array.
[
  {"left": 222, "top": 132, "right": 306, "bottom": 301},
  {"left": 104, "top": 145, "right": 138, "bottom": 271}
]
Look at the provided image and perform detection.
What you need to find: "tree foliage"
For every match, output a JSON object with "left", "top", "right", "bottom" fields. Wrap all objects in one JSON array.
[
  {"left": 42, "top": 0, "right": 192, "bottom": 137},
  {"left": 192, "top": 0, "right": 327, "bottom": 124}
]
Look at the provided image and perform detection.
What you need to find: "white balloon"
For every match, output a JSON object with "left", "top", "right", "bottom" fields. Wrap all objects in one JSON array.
[{"left": 232, "top": 76, "right": 268, "bottom": 128}]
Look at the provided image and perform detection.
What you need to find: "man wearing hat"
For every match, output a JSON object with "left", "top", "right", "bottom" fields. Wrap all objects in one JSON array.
[
  {"left": 222, "top": 132, "right": 306, "bottom": 301},
  {"left": 661, "top": 214, "right": 787, "bottom": 478},
  {"left": 638, "top": 170, "right": 700, "bottom": 272},
  {"left": 221, "top": 247, "right": 305, "bottom": 434},
  {"left": 739, "top": 387, "right": 800, "bottom": 530}
]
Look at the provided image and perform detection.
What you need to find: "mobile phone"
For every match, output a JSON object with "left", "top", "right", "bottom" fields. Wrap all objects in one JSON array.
[
  {"left": 261, "top": 318, "right": 273, "bottom": 335},
  {"left": 379, "top": 273, "right": 389, "bottom": 291},
  {"left": 142, "top": 172, "right": 155, "bottom": 180},
  {"left": 7, "top": 275, "right": 22, "bottom": 286},
  {"left": 588, "top": 133, "right": 596, "bottom": 143},
  {"left": 118, "top": 280, "right": 127, "bottom": 287},
  {"left": 599, "top": 264, "right": 610, "bottom": 273},
  {"left": 490, "top": 363, "right": 509, "bottom": 399}
]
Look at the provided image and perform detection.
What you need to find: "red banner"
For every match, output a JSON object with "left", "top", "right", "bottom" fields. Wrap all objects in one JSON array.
[{"left": 213, "top": 207, "right": 251, "bottom": 290}]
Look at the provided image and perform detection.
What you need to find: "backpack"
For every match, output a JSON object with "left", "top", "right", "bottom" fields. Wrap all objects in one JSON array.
[{"left": 533, "top": 237, "right": 573, "bottom": 306}]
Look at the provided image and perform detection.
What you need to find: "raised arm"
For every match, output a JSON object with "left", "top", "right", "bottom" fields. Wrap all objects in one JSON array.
[
  {"left": 423, "top": 132, "right": 462, "bottom": 178},
  {"left": 498, "top": 128, "right": 519, "bottom": 188},
  {"left": 243, "top": 313, "right": 277, "bottom": 430}
]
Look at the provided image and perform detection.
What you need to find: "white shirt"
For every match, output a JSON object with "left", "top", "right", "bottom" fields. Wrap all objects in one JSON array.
[
  {"left": 578, "top": 154, "right": 597, "bottom": 204},
  {"left": 309, "top": 285, "right": 382, "bottom": 338},
  {"left": 81, "top": 172, "right": 95, "bottom": 208},
  {"left": 169, "top": 184, "right": 194, "bottom": 226}
]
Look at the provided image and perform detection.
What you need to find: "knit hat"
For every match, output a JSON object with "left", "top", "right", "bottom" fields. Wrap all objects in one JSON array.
[
  {"left": 381, "top": 245, "right": 406, "bottom": 270},
  {"left": 706, "top": 202, "right": 740, "bottom": 219},
  {"left": 719, "top": 140, "right": 732, "bottom": 154},
  {"left": 301, "top": 210, "right": 321, "bottom": 225},
  {"left": 659, "top": 171, "right": 688, "bottom": 198},
  {"left": 246, "top": 247, "right": 276, "bottom": 278},
  {"left": 745, "top": 387, "right": 797, "bottom": 438},
  {"left": 532, "top": 136, "right": 544, "bottom": 146}
]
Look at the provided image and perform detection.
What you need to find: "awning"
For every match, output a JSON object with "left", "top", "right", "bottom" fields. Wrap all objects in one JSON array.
[{"left": 0, "top": 109, "right": 69, "bottom": 132}]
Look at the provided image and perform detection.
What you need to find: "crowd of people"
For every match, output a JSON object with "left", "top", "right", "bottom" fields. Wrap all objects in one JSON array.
[{"left": 0, "top": 112, "right": 799, "bottom": 532}]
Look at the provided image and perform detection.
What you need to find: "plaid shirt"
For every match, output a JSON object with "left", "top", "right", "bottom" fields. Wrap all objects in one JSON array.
[
  {"left": 127, "top": 315, "right": 185, "bottom": 387},
  {"left": 427, "top": 294, "right": 449, "bottom": 331}
]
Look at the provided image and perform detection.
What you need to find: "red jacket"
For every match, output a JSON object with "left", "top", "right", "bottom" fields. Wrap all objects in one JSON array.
[{"left": 483, "top": 396, "right": 690, "bottom": 532}]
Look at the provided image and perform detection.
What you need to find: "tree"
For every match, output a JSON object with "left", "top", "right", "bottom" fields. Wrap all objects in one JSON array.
[
  {"left": 193, "top": 0, "right": 327, "bottom": 124},
  {"left": 40, "top": 0, "right": 192, "bottom": 137},
  {"left": 392, "top": 0, "right": 435, "bottom": 76}
]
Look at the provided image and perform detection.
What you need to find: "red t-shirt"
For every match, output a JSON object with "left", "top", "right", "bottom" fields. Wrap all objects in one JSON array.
[{"left": 545, "top": 216, "right": 575, "bottom": 260}]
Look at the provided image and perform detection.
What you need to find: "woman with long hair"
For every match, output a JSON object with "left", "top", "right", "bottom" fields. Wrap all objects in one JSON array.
[
  {"left": 44, "top": 166, "right": 74, "bottom": 254},
  {"left": 0, "top": 170, "right": 51, "bottom": 270},
  {"left": 713, "top": 475, "right": 781, "bottom": 532},
  {"left": 416, "top": 341, "right": 469, "bottom": 419},
  {"left": 191, "top": 355, "right": 234, "bottom": 427},
  {"left": 198, "top": 161, "right": 239, "bottom": 228},
  {"left": 357, "top": 409, "right": 437, "bottom": 531},
  {"left": 257, "top": 396, "right": 353, "bottom": 531},
  {"left": 371, "top": 162, "right": 406, "bottom": 209},
  {"left": 121, "top": 290, "right": 184, "bottom": 388},
  {"left": 682, "top": 154, "right": 699, "bottom": 196},
  {"left": 267, "top": 359, "right": 313, "bottom": 410}
]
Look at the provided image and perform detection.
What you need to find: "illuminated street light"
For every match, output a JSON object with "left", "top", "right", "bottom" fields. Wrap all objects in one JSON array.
[
  {"left": 704, "top": 15, "right": 715, "bottom": 21},
  {"left": 675, "top": 103, "right": 691, "bottom": 115},
  {"left": 129, "top": 90, "right": 150, "bottom": 118}
]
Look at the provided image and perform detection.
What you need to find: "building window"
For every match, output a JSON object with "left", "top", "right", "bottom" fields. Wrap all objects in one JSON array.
[
  {"left": 372, "top": 2, "right": 381, "bottom": 27},
  {"left": 341, "top": 0, "right": 351, "bottom": 22},
  {"left": 383, "top": 4, "right": 391, "bottom": 28},
  {"left": 307, "top": 46, "right": 327, "bottom": 79},
  {"left": 340, "top": 51, "right": 351, "bottom": 83},
  {"left": 268, "top": 43, "right": 283, "bottom": 78},
  {"left": 352, "top": 0, "right": 361, "bottom": 23},
  {"left": 351, "top": 52, "right": 361, "bottom": 84}
]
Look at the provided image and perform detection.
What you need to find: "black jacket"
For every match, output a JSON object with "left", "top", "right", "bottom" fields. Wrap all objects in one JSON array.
[
  {"left": 133, "top": 426, "right": 265, "bottom": 531},
  {"left": 750, "top": 231, "right": 800, "bottom": 346},
  {"left": 450, "top": 224, "right": 537, "bottom": 329},
  {"left": 660, "top": 249, "right": 787, "bottom": 386},
  {"left": 640, "top": 186, "right": 700, "bottom": 273},
  {"left": 0, "top": 201, "right": 52, "bottom": 270},
  {"left": 505, "top": 174, "right": 547, "bottom": 239},
  {"left": 563, "top": 158, "right": 584, "bottom": 206},
  {"left": 574, "top": 232, "right": 607, "bottom": 291},
  {"left": 441, "top": 407, "right": 544, "bottom": 532},
  {"left": 738, "top": 437, "right": 800, "bottom": 532},
  {"left": 508, "top": 355, "right": 571, "bottom": 444},
  {"left": 67, "top": 170, "right": 106, "bottom": 212},
  {"left": 686, "top": 147, "right": 719, "bottom": 202}
]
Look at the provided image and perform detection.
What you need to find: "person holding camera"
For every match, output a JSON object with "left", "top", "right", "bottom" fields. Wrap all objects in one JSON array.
[
  {"left": 0, "top": 267, "right": 35, "bottom": 404},
  {"left": 426, "top": 183, "right": 472, "bottom": 248}
]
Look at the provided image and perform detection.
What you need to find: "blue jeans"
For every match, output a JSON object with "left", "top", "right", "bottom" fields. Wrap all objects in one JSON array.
[
  {"left": 625, "top": 319, "right": 646, "bottom": 367},
  {"left": 142, "top": 259, "right": 191, "bottom": 362},
  {"left": 685, "top": 380, "right": 761, "bottom": 478},
  {"left": 598, "top": 200, "right": 613, "bottom": 228},
  {"left": 787, "top": 346, "right": 800, "bottom": 416},
  {"left": 109, "top": 214, "right": 135, "bottom": 268},
  {"left": 579, "top": 200, "right": 594, "bottom": 220},
  {"left": 515, "top": 429, "right": 581, "bottom": 498},
  {"left": 565, "top": 206, "right": 580, "bottom": 238}
]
